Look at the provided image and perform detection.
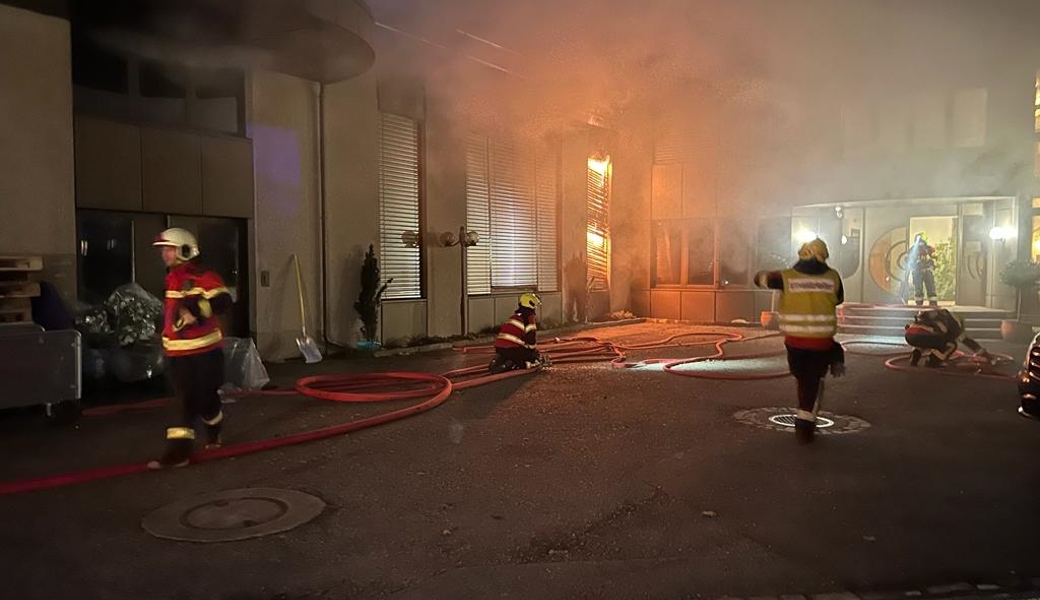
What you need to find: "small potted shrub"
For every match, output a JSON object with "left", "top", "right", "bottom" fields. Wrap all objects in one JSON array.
[
  {"left": 354, "top": 245, "right": 391, "bottom": 350},
  {"left": 998, "top": 259, "right": 1040, "bottom": 342}
]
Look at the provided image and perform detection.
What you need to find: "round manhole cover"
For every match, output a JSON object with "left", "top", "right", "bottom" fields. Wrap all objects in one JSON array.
[
  {"left": 143, "top": 488, "right": 324, "bottom": 543},
  {"left": 734, "top": 407, "right": 870, "bottom": 435},
  {"left": 767, "top": 414, "right": 836, "bottom": 429}
]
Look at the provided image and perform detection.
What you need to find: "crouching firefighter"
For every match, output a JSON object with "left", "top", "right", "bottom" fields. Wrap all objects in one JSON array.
[
  {"left": 149, "top": 228, "right": 232, "bottom": 469},
  {"left": 755, "top": 238, "right": 845, "bottom": 443},
  {"left": 489, "top": 293, "right": 550, "bottom": 373},
  {"left": 904, "top": 307, "right": 989, "bottom": 368}
]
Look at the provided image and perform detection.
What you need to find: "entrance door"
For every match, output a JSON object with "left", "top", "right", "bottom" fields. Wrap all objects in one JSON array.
[
  {"left": 957, "top": 204, "right": 988, "bottom": 307},
  {"left": 908, "top": 216, "right": 957, "bottom": 304}
]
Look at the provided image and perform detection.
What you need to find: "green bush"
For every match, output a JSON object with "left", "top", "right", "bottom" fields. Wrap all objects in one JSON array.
[{"left": 931, "top": 239, "right": 956, "bottom": 301}]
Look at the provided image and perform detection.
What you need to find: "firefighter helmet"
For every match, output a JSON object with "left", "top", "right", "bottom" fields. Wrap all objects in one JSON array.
[
  {"left": 797, "top": 238, "right": 829, "bottom": 263},
  {"left": 152, "top": 227, "right": 200, "bottom": 262},
  {"left": 519, "top": 292, "right": 542, "bottom": 309}
]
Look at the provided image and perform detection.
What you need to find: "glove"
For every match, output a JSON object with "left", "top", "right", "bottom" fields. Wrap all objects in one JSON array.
[{"left": 829, "top": 362, "right": 846, "bottom": 378}]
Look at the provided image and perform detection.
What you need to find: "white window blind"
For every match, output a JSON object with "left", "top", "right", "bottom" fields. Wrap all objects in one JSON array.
[
  {"left": 466, "top": 134, "right": 559, "bottom": 293},
  {"left": 378, "top": 113, "right": 422, "bottom": 299},
  {"left": 587, "top": 158, "right": 611, "bottom": 291},
  {"left": 465, "top": 135, "right": 492, "bottom": 295},
  {"left": 535, "top": 151, "right": 559, "bottom": 292}
]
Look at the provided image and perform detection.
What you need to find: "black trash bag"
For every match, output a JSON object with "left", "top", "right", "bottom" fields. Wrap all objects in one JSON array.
[
  {"left": 82, "top": 348, "right": 109, "bottom": 381},
  {"left": 109, "top": 342, "right": 167, "bottom": 383},
  {"left": 105, "top": 284, "right": 163, "bottom": 347}
]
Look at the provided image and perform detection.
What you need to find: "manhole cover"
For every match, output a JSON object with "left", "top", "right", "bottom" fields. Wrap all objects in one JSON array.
[
  {"left": 143, "top": 488, "right": 325, "bottom": 543},
  {"left": 768, "top": 414, "right": 836, "bottom": 429},
  {"left": 734, "top": 407, "right": 871, "bottom": 435}
]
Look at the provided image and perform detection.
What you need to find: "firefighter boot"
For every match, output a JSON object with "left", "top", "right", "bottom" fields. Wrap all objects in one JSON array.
[
  {"left": 794, "top": 417, "right": 816, "bottom": 444},
  {"left": 147, "top": 428, "right": 195, "bottom": 469},
  {"left": 910, "top": 348, "right": 922, "bottom": 366},
  {"left": 203, "top": 412, "right": 224, "bottom": 449},
  {"left": 926, "top": 354, "right": 943, "bottom": 368}
]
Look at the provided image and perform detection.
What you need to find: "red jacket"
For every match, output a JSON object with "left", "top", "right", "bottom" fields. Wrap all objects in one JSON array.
[
  {"left": 162, "top": 261, "right": 231, "bottom": 357},
  {"left": 494, "top": 307, "right": 538, "bottom": 350}
]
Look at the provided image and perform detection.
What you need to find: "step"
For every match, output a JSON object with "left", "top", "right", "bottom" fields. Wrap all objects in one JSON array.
[
  {"left": 840, "top": 315, "right": 1005, "bottom": 328},
  {"left": 838, "top": 324, "right": 1004, "bottom": 341}
]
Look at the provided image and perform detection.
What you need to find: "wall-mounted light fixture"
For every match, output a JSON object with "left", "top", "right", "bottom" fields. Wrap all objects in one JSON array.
[
  {"left": 989, "top": 226, "right": 1010, "bottom": 244},
  {"left": 441, "top": 228, "right": 479, "bottom": 248}
]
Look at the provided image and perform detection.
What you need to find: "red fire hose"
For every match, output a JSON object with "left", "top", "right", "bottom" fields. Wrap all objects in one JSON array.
[{"left": 0, "top": 329, "right": 1017, "bottom": 496}]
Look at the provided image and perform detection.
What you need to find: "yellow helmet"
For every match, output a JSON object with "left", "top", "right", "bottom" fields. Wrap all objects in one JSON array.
[
  {"left": 519, "top": 292, "right": 542, "bottom": 309},
  {"left": 152, "top": 227, "right": 200, "bottom": 262},
  {"left": 797, "top": 238, "right": 829, "bottom": 262}
]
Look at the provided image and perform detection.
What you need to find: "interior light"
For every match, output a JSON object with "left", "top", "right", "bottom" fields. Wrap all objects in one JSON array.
[
  {"left": 795, "top": 229, "right": 818, "bottom": 244},
  {"left": 587, "top": 231, "right": 605, "bottom": 247},
  {"left": 989, "top": 226, "right": 1009, "bottom": 241},
  {"left": 841, "top": 235, "right": 849, "bottom": 245}
]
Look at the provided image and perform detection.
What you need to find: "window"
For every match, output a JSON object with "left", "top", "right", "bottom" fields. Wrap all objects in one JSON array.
[
  {"left": 466, "top": 134, "right": 559, "bottom": 293},
  {"left": 1034, "top": 73, "right": 1040, "bottom": 133},
  {"left": 718, "top": 220, "right": 750, "bottom": 286},
  {"left": 587, "top": 156, "right": 611, "bottom": 291},
  {"left": 378, "top": 113, "right": 423, "bottom": 300},
  {"left": 651, "top": 218, "right": 714, "bottom": 286}
]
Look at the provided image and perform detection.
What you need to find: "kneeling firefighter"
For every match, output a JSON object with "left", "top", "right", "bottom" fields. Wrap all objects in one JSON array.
[
  {"left": 489, "top": 293, "right": 550, "bottom": 373},
  {"left": 755, "top": 238, "right": 845, "bottom": 443},
  {"left": 904, "top": 307, "right": 989, "bottom": 367}
]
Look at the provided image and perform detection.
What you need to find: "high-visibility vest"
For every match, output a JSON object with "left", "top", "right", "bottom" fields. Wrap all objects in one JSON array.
[{"left": 778, "top": 268, "right": 841, "bottom": 338}]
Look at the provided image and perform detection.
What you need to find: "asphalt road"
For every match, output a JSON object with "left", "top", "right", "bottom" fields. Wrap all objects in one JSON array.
[{"left": 0, "top": 324, "right": 1037, "bottom": 600}]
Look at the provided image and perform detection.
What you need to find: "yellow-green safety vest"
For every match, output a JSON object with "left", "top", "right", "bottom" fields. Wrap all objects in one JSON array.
[{"left": 778, "top": 268, "right": 842, "bottom": 338}]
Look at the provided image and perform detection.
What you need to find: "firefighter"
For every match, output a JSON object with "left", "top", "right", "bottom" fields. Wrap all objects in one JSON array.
[
  {"left": 904, "top": 307, "right": 989, "bottom": 368},
  {"left": 148, "top": 228, "right": 232, "bottom": 469},
  {"left": 755, "top": 238, "right": 845, "bottom": 443},
  {"left": 908, "top": 233, "right": 938, "bottom": 307},
  {"left": 489, "top": 292, "right": 549, "bottom": 373}
]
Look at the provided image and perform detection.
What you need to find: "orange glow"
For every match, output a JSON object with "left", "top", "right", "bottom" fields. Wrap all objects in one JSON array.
[
  {"left": 588, "top": 155, "right": 611, "bottom": 176},
  {"left": 587, "top": 230, "right": 606, "bottom": 247}
]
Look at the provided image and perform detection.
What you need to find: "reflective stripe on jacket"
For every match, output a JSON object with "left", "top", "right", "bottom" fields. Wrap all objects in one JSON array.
[{"left": 778, "top": 268, "right": 842, "bottom": 339}]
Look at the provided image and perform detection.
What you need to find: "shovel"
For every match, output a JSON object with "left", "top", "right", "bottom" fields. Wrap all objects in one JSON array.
[{"left": 291, "top": 254, "right": 323, "bottom": 364}]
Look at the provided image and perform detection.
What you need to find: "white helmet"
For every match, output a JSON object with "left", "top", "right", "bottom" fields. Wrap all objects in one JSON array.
[{"left": 152, "top": 227, "right": 200, "bottom": 262}]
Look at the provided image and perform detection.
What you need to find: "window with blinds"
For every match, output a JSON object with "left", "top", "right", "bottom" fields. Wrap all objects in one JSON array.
[
  {"left": 466, "top": 134, "right": 559, "bottom": 294},
  {"left": 378, "top": 113, "right": 422, "bottom": 299},
  {"left": 587, "top": 156, "right": 611, "bottom": 291}
]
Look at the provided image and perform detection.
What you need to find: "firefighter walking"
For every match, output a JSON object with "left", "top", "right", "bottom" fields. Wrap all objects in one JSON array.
[
  {"left": 149, "top": 228, "right": 232, "bottom": 469},
  {"left": 755, "top": 238, "right": 845, "bottom": 443}
]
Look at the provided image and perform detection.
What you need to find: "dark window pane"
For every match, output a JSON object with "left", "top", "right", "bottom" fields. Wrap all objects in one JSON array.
[
  {"left": 687, "top": 219, "right": 714, "bottom": 285},
  {"left": 140, "top": 60, "right": 186, "bottom": 99},
  {"left": 72, "top": 37, "right": 129, "bottom": 93},
  {"left": 652, "top": 221, "right": 683, "bottom": 286}
]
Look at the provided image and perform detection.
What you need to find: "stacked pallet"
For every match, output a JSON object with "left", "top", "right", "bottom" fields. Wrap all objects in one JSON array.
[{"left": 0, "top": 256, "right": 43, "bottom": 324}]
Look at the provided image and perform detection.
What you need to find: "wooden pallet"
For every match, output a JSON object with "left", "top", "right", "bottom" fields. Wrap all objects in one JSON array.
[
  {"left": 0, "top": 299, "right": 32, "bottom": 324},
  {"left": 0, "top": 281, "right": 41, "bottom": 299},
  {"left": 0, "top": 256, "right": 43, "bottom": 272}
]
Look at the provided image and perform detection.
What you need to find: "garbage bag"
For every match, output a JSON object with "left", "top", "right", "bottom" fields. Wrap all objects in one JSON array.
[
  {"left": 82, "top": 348, "right": 109, "bottom": 381},
  {"left": 109, "top": 342, "right": 166, "bottom": 383},
  {"left": 105, "top": 284, "right": 163, "bottom": 347},
  {"left": 222, "top": 337, "right": 270, "bottom": 391}
]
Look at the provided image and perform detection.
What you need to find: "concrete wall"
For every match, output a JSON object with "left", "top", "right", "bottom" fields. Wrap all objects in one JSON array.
[
  {"left": 249, "top": 70, "right": 321, "bottom": 360},
  {"left": 0, "top": 5, "right": 75, "bottom": 302},
  {"left": 322, "top": 73, "right": 381, "bottom": 347}
]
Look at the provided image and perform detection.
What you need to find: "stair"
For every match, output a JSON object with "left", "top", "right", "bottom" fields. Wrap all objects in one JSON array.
[{"left": 837, "top": 303, "right": 1010, "bottom": 340}]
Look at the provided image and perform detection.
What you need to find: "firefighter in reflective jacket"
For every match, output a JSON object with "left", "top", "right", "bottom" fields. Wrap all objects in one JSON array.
[
  {"left": 489, "top": 293, "right": 548, "bottom": 373},
  {"left": 904, "top": 307, "right": 989, "bottom": 367},
  {"left": 149, "top": 228, "right": 232, "bottom": 469},
  {"left": 755, "top": 238, "right": 845, "bottom": 443}
]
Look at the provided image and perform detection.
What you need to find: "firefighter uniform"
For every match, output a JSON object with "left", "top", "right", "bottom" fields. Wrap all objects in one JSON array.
[
  {"left": 908, "top": 235, "right": 938, "bottom": 307},
  {"left": 491, "top": 293, "right": 543, "bottom": 371},
  {"left": 756, "top": 238, "right": 845, "bottom": 443},
  {"left": 904, "top": 307, "right": 984, "bottom": 367},
  {"left": 149, "top": 228, "right": 232, "bottom": 469}
]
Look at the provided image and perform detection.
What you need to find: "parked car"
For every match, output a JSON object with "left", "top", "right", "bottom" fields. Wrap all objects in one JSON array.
[{"left": 1017, "top": 333, "right": 1040, "bottom": 420}]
